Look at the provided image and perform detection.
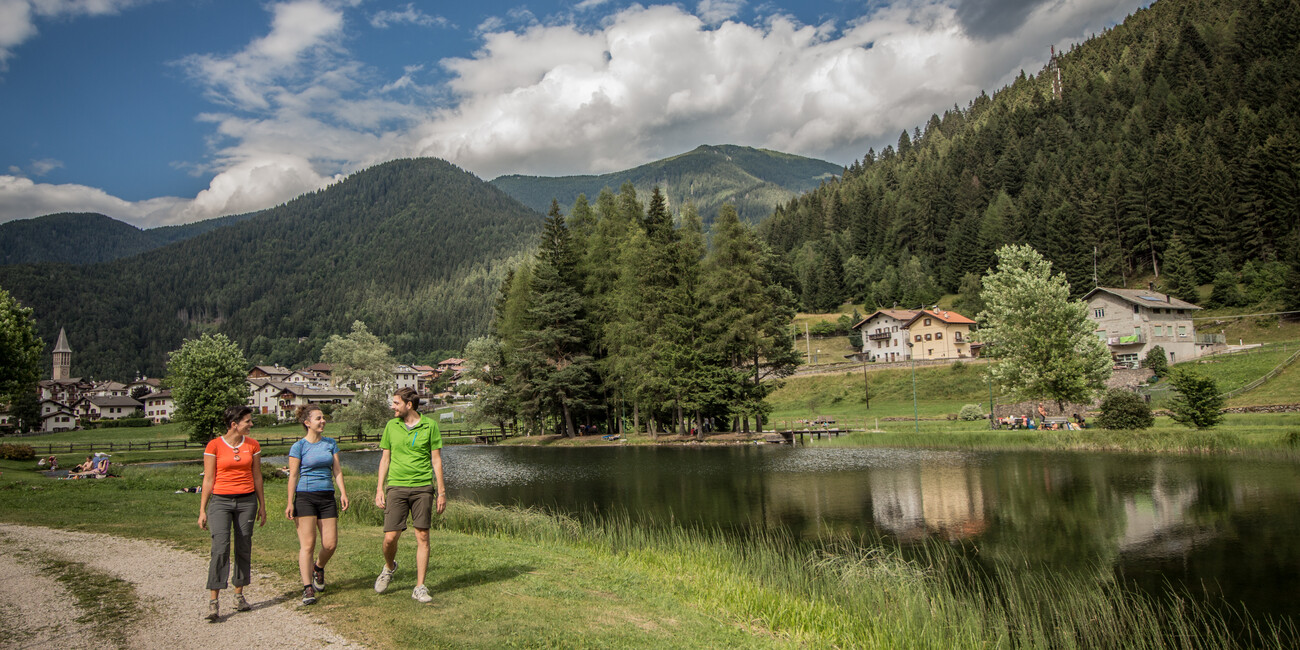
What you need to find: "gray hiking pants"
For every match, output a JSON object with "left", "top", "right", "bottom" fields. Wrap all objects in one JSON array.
[{"left": 207, "top": 493, "right": 257, "bottom": 590}]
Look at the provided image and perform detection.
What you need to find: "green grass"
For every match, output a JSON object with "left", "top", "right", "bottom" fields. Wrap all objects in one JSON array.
[
  {"left": 0, "top": 464, "right": 1284, "bottom": 648},
  {"left": 1142, "top": 341, "right": 1300, "bottom": 408},
  {"left": 769, "top": 362, "right": 997, "bottom": 422}
]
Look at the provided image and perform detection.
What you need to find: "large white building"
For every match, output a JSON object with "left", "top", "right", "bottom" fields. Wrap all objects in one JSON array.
[
  {"left": 852, "top": 310, "right": 920, "bottom": 363},
  {"left": 1082, "top": 287, "right": 1216, "bottom": 367}
]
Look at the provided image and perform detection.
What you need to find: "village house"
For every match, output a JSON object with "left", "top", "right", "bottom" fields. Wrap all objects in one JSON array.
[
  {"left": 143, "top": 390, "right": 173, "bottom": 423},
  {"left": 900, "top": 309, "right": 978, "bottom": 360},
  {"left": 38, "top": 378, "right": 91, "bottom": 405},
  {"left": 286, "top": 369, "right": 330, "bottom": 387},
  {"left": 247, "top": 365, "right": 293, "bottom": 381},
  {"left": 39, "top": 399, "right": 77, "bottom": 432},
  {"left": 1082, "top": 287, "right": 1214, "bottom": 368},
  {"left": 852, "top": 309, "right": 920, "bottom": 363},
  {"left": 394, "top": 364, "right": 420, "bottom": 392},
  {"left": 127, "top": 377, "right": 161, "bottom": 396},
  {"left": 76, "top": 395, "right": 143, "bottom": 420},
  {"left": 273, "top": 385, "right": 355, "bottom": 419},
  {"left": 91, "top": 381, "right": 130, "bottom": 398}
]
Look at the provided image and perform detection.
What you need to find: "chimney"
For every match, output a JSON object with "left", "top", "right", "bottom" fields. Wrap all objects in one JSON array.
[
  {"left": 1148, "top": 281, "right": 1155, "bottom": 291},
  {"left": 1167, "top": 293, "right": 1171, "bottom": 303}
]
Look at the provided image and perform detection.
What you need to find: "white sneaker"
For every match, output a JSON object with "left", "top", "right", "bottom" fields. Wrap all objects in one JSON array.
[
  {"left": 412, "top": 584, "right": 432, "bottom": 603},
  {"left": 374, "top": 561, "right": 397, "bottom": 593}
]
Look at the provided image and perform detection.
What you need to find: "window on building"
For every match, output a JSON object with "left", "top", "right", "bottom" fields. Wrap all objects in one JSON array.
[
  {"left": 928, "top": 349, "right": 933, "bottom": 356},
  {"left": 1178, "top": 326, "right": 1187, "bottom": 337},
  {"left": 915, "top": 335, "right": 922, "bottom": 342},
  {"left": 1153, "top": 325, "right": 1162, "bottom": 336},
  {"left": 954, "top": 332, "right": 962, "bottom": 342},
  {"left": 1094, "top": 308, "right": 1105, "bottom": 318},
  {"left": 935, "top": 332, "right": 943, "bottom": 340},
  {"left": 924, "top": 333, "right": 932, "bottom": 341},
  {"left": 1134, "top": 304, "right": 1140, "bottom": 314},
  {"left": 924, "top": 318, "right": 932, "bottom": 326}
]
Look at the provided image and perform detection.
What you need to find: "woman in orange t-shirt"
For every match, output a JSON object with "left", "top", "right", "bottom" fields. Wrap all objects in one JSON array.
[{"left": 198, "top": 405, "right": 266, "bottom": 622}]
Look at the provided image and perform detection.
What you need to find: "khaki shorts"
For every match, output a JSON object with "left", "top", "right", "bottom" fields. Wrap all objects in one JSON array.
[{"left": 383, "top": 485, "right": 434, "bottom": 532}]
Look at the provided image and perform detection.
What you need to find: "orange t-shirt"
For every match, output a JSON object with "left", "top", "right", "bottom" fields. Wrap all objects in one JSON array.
[{"left": 204, "top": 435, "right": 261, "bottom": 495}]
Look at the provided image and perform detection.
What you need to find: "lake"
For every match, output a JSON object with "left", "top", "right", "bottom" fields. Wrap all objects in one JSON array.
[{"left": 264, "top": 444, "right": 1300, "bottom": 627}]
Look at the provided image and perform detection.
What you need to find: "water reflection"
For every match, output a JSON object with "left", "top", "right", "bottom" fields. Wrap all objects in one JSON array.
[{"left": 274, "top": 445, "right": 1299, "bottom": 623}]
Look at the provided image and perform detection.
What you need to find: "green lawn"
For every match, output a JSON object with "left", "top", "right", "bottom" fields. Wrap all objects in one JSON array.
[{"left": 1144, "top": 341, "right": 1300, "bottom": 408}]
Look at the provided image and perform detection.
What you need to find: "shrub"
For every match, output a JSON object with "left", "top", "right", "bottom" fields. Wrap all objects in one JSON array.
[
  {"left": 1167, "top": 368, "right": 1224, "bottom": 429},
  {"left": 1097, "top": 389, "right": 1154, "bottom": 430},
  {"left": 1141, "top": 345, "right": 1168, "bottom": 377},
  {"left": 950, "top": 361, "right": 966, "bottom": 372},
  {"left": 252, "top": 413, "right": 277, "bottom": 428},
  {"left": 958, "top": 404, "right": 985, "bottom": 421},
  {"left": 809, "top": 320, "right": 838, "bottom": 336},
  {"left": 0, "top": 443, "right": 35, "bottom": 460}
]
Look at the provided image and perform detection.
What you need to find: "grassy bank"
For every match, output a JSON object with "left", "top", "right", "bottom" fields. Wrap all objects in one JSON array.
[{"left": 0, "top": 464, "right": 1286, "bottom": 648}]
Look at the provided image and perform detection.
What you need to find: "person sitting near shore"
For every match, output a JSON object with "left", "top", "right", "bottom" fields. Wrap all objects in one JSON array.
[
  {"left": 71, "top": 456, "right": 95, "bottom": 473},
  {"left": 1073, "top": 413, "right": 1087, "bottom": 429}
]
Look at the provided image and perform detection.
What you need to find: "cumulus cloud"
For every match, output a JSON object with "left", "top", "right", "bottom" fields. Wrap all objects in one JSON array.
[
  {"left": 0, "top": 175, "right": 186, "bottom": 226},
  {"left": 0, "top": 0, "right": 1145, "bottom": 226},
  {"left": 370, "top": 3, "right": 449, "bottom": 29},
  {"left": 954, "top": 0, "right": 1052, "bottom": 40},
  {"left": 0, "top": 0, "right": 148, "bottom": 70}
]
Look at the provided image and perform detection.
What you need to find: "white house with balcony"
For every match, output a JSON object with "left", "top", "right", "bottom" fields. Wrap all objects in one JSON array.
[
  {"left": 852, "top": 309, "right": 920, "bottom": 363},
  {"left": 1082, "top": 287, "right": 1211, "bottom": 368}
]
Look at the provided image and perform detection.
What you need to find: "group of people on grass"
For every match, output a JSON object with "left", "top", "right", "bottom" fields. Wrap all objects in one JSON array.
[{"left": 198, "top": 386, "right": 446, "bottom": 622}]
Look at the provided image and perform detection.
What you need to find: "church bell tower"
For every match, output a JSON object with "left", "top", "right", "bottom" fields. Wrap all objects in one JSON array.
[{"left": 53, "top": 327, "right": 72, "bottom": 381}]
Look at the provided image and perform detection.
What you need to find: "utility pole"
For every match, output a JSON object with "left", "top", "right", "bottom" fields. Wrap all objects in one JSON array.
[{"left": 862, "top": 355, "right": 870, "bottom": 408}]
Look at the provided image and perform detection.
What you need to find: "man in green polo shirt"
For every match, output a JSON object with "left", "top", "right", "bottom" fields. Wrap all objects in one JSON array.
[{"left": 373, "top": 387, "right": 446, "bottom": 603}]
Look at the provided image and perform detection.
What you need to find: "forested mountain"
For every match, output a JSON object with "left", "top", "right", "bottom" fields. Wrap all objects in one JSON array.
[
  {"left": 491, "top": 144, "right": 841, "bottom": 225},
  {"left": 0, "top": 211, "right": 256, "bottom": 265},
  {"left": 0, "top": 158, "right": 542, "bottom": 378},
  {"left": 760, "top": 0, "right": 1300, "bottom": 315}
]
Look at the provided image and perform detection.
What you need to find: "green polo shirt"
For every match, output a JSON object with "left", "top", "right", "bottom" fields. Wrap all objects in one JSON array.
[{"left": 379, "top": 414, "right": 442, "bottom": 487}]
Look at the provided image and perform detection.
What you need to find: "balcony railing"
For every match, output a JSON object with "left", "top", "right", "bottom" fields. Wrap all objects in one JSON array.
[
  {"left": 1107, "top": 334, "right": 1147, "bottom": 346},
  {"left": 867, "top": 332, "right": 892, "bottom": 341},
  {"left": 1196, "top": 333, "right": 1226, "bottom": 345}
]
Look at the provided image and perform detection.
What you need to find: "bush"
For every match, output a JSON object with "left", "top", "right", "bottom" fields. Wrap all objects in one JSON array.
[
  {"left": 958, "top": 404, "right": 985, "bottom": 421},
  {"left": 809, "top": 320, "right": 838, "bottom": 336},
  {"left": 1097, "top": 389, "right": 1154, "bottom": 430},
  {"left": 253, "top": 414, "right": 278, "bottom": 428},
  {"left": 0, "top": 443, "right": 35, "bottom": 460},
  {"left": 1142, "top": 345, "right": 1168, "bottom": 377},
  {"left": 1167, "top": 368, "right": 1224, "bottom": 429}
]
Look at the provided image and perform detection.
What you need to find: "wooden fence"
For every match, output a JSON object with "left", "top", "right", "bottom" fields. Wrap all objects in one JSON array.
[
  {"left": 19, "top": 426, "right": 517, "bottom": 456},
  {"left": 1220, "top": 346, "right": 1300, "bottom": 399}
]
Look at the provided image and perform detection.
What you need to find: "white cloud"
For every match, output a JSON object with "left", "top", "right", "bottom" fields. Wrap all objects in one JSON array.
[
  {"left": 0, "top": 0, "right": 147, "bottom": 70},
  {"left": 0, "top": 0, "right": 1145, "bottom": 227},
  {"left": 30, "top": 158, "right": 63, "bottom": 176},
  {"left": 178, "top": 0, "right": 345, "bottom": 111},
  {"left": 574, "top": 0, "right": 610, "bottom": 10},
  {"left": 697, "top": 0, "right": 745, "bottom": 24},
  {"left": 370, "top": 3, "right": 449, "bottom": 29},
  {"left": 0, "top": 175, "right": 186, "bottom": 226}
]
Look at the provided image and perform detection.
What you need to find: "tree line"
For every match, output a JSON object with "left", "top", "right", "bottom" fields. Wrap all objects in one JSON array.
[
  {"left": 461, "top": 184, "right": 801, "bottom": 438},
  {"left": 758, "top": 0, "right": 1300, "bottom": 316}
]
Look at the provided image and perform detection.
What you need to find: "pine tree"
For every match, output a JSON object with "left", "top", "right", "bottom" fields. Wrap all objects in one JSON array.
[
  {"left": 1160, "top": 235, "right": 1201, "bottom": 304},
  {"left": 516, "top": 201, "right": 596, "bottom": 437}
]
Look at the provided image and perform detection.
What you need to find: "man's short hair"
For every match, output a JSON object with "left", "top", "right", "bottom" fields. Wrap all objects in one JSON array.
[{"left": 395, "top": 387, "right": 421, "bottom": 410}]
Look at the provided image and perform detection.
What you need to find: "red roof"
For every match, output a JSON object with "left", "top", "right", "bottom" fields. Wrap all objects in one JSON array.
[{"left": 902, "top": 309, "right": 976, "bottom": 327}]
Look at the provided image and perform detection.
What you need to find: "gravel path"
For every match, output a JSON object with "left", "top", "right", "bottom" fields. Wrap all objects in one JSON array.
[{"left": 0, "top": 523, "right": 364, "bottom": 649}]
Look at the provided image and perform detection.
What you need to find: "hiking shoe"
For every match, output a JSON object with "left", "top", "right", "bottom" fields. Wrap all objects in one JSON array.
[
  {"left": 233, "top": 593, "right": 251, "bottom": 611},
  {"left": 302, "top": 585, "right": 317, "bottom": 605},
  {"left": 206, "top": 599, "right": 219, "bottom": 622},
  {"left": 312, "top": 564, "right": 326, "bottom": 591},
  {"left": 412, "top": 584, "right": 432, "bottom": 603},
  {"left": 374, "top": 561, "right": 397, "bottom": 593}
]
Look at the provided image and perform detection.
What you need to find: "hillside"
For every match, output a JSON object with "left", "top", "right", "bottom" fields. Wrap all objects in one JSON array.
[
  {"left": 0, "top": 158, "right": 543, "bottom": 378},
  {"left": 0, "top": 212, "right": 256, "bottom": 265},
  {"left": 759, "top": 0, "right": 1300, "bottom": 315},
  {"left": 491, "top": 144, "right": 841, "bottom": 224}
]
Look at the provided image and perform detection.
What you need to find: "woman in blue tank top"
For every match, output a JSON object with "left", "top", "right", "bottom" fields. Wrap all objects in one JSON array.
[{"left": 286, "top": 404, "right": 350, "bottom": 605}]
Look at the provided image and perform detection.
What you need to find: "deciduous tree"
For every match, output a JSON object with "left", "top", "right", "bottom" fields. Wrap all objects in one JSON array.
[
  {"left": 976, "top": 244, "right": 1112, "bottom": 410},
  {"left": 166, "top": 333, "right": 249, "bottom": 441},
  {"left": 0, "top": 287, "right": 43, "bottom": 404},
  {"left": 322, "top": 321, "right": 397, "bottom": 433}
]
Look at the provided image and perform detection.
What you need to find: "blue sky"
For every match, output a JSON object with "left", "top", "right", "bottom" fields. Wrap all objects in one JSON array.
[{"left": 0, "top": 0, "right": 1146, "bottom": 227}]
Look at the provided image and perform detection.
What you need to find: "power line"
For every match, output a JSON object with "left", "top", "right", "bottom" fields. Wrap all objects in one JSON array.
[{"left": 1191, "top": 310, "right": 1300, "bottom": 321}]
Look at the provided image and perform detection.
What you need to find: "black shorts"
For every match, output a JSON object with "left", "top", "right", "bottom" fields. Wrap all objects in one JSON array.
[{"left": 293, "top": 491, "right": 338, "bottom": 519}]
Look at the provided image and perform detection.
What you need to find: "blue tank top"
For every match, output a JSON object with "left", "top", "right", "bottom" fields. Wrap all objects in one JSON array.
[{"left": 289, "top": 436, "right": 338, "bottom": 493}]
